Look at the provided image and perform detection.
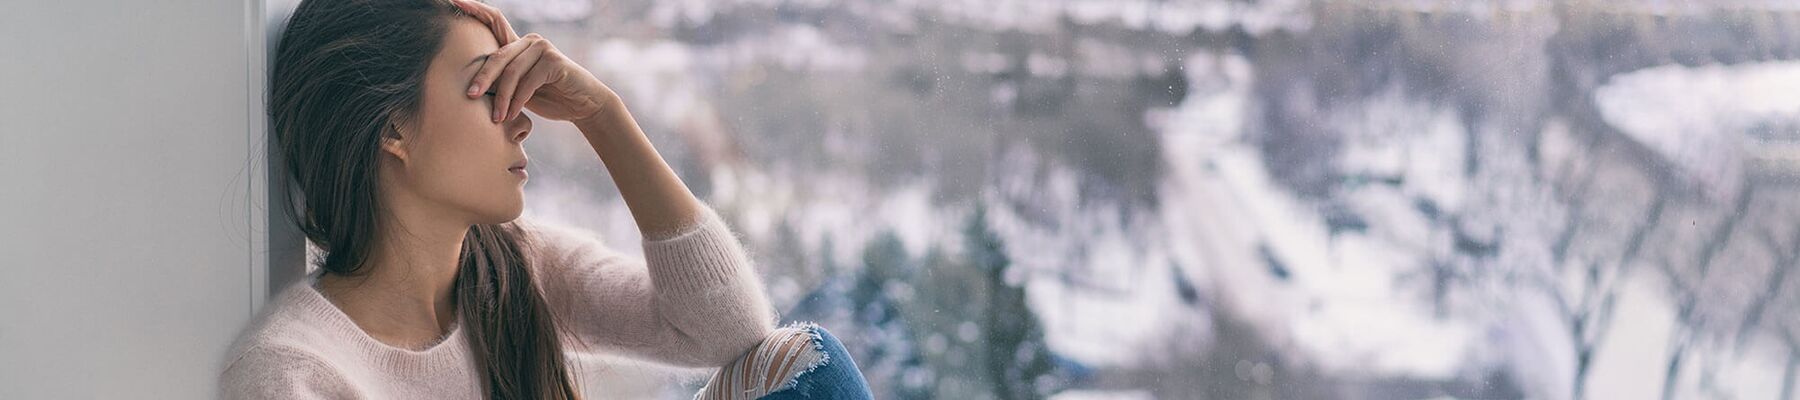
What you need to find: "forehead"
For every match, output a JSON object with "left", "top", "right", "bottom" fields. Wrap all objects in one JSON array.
[{"left": 432, "top": 17, "right": 499, "bottom": 73}]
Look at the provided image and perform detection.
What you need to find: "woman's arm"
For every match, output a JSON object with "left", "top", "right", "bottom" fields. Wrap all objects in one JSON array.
[
  {"left": 573, "top": 98, "right": 706, "bottom": 239},
  {"left": 555, "top": 90, "right": 778, "bottom": 367}
]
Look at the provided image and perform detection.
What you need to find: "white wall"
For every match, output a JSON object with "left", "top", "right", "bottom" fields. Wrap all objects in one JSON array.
[{"left": 0, "top": 0, "right": 298, "bottom": 397}]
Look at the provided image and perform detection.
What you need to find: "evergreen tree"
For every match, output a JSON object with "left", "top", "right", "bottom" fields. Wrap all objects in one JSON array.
[{"left": 964, "top": 204, "right": 1060, "bottom": 399}]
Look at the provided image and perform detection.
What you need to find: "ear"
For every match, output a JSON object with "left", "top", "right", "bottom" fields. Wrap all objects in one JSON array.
[{"left": 379, "top": 119, "right": 411, "bottom": 163}]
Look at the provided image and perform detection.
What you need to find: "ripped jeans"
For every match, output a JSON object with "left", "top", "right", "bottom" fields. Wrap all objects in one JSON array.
[{"left": 693, "top": 323, "right": 874, "bottom": 400}]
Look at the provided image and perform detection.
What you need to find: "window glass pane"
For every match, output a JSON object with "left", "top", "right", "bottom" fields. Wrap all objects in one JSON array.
[{"left": 503, "top": 1, "right": 1800, "bottom": 398}]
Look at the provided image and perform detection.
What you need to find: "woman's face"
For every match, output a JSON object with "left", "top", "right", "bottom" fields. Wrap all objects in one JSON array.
[{"left": 380, "top": 16, "right": 533, "bottom": 226}]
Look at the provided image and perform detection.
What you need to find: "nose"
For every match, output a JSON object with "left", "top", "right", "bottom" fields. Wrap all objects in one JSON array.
[{"left": 506, "top": 113, "right": 532, "bottom": 143}]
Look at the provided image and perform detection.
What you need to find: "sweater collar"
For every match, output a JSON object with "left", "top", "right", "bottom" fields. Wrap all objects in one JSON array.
[{"left": 280, "top": 269, "right": 476, "bottom": 376}]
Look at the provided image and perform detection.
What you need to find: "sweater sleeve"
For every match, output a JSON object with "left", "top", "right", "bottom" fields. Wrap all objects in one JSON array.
[
  {"left": 520, "top": 206, "right": 778, "bottom": 368},
  {"left": 218, "top": 345, "right": 358, "bottom": 399}
]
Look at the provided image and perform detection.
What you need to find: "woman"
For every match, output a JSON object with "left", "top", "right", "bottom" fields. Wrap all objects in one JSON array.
[{"left": 218, "top": 0, "right": 872, "bottom": 398}]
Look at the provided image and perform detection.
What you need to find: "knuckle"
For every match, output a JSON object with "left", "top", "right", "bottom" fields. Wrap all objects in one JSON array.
[{"left": 503, "top": 63, "right": 527, "bottom": 78}]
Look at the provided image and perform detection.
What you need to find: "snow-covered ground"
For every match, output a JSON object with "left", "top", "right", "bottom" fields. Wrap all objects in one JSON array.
[{"left": 1584, "top": 60, "right": 1800, "bottom": 400}]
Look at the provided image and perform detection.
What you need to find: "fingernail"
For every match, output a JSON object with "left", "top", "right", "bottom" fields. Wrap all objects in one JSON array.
[{"left": 468, "top": 84, "right": 480, "bottom": 96}]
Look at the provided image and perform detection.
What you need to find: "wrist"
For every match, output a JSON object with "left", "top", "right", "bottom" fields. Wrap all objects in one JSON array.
[{"left": 572, "top": 93, "right": 625, "bottom": 132}]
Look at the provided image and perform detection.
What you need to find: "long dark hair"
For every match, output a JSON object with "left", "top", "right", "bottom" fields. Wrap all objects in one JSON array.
[{"left": 269, "top": 0, "right": 581, "bottom": 398}]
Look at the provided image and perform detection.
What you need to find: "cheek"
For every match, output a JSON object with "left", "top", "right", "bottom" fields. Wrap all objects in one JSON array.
[
  {"left": 404, "top": 125, "right": 521, "bottom": 218},
  {"left": 413, "top": 128, "right": 496, "bottom": 184},
  {"left": 412, "top": 98, "right": 501, "bottom": 174}
]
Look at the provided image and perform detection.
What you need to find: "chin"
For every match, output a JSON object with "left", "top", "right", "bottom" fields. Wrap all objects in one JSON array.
[
  {"left": 495, "top": 209, "right": 525, "bottom": 224},
  {"left": 497, "top": 201, "right": 526, "bottom": 223}
]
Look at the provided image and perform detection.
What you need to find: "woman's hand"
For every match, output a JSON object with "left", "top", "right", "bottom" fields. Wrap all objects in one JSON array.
[{"left": 452, "top": 0, "right": 617, "bottom": 124}]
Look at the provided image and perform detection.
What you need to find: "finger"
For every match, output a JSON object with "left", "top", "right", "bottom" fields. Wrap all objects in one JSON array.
[
  {"left": 468, "top": 38, "right": 531, "bottom": 98},
  {"left": 451, "top": 0, "right": 518, "bottom": 44},
  {"left": 491, "top": 39, "right": 546, "bottom": 122},
  {"left": 508, "top": 63, "right": 556, "bottom": 121},
  {"left": 449, "top": 0, "right": 511, "bottom": 39}
]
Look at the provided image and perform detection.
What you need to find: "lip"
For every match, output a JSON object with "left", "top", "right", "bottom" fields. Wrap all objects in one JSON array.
[{"left": 508, "top": 158, "right": 528, "bottom": 179}]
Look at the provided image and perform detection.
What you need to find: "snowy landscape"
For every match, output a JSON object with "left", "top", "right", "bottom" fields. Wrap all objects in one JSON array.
[{"left": 491, "top": 0, "right": 1800, "bottom": 398}]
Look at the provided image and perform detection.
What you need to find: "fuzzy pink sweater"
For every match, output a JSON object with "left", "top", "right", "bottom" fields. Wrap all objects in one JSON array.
[{"left": 218, "top": 207, "right": 777, "bottom": 398}]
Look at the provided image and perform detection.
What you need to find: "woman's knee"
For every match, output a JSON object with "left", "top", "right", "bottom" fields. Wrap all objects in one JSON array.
[{"left": 696, "top": 322, "right": 833, "bottom": 400}]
